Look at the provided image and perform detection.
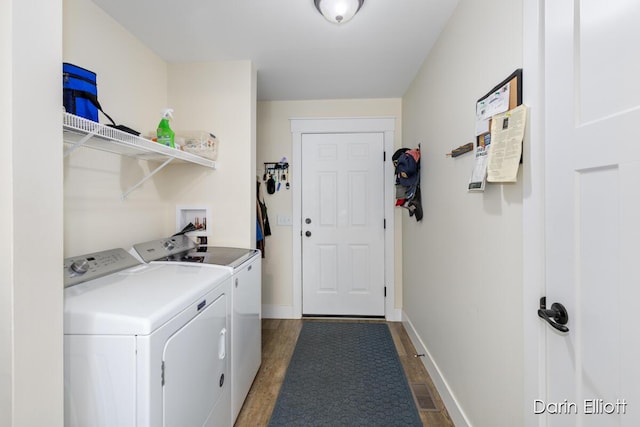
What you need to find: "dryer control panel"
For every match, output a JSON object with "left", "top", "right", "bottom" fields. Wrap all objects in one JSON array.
[
  {"left": 132, "top": 234, "right": 198, "bottom": 263},
  {"left": 64, "top": 248, "right": 140, "bottom": 288}
]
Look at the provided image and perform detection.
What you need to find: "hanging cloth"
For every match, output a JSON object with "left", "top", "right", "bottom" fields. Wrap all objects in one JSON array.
[
  {"left": 257, "top": 181, "right": 271, "bottom": 257},
  {"left": 393, "top": 145, "right": 423, "bottom": 221},
  {"left": 257, "top": 181, "right": 272, "bottom": 236}
]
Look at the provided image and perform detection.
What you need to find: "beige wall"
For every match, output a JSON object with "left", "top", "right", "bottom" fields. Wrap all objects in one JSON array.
[
  {"left": 401, "top": 0, "right": 524, "bottom": 425},
  {"left": 63, "top": 0, "right": 256, "bottom": 255},
  {"left": 256, "top": 99, "right": 403, "bottom": 316},
  {"left": 3, "top": 0, "right": 64, "bottom": 425},
  {"left": 160, "top": 61, "right": 257, "bottom": 248}
]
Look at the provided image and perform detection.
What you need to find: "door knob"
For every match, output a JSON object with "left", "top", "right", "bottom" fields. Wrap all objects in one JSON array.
[
  {"left": 305, "top": 218, "right": 312, "bottom": 224},
  {"left": 538, "top": 297, "right": 569, "bottom": 332},
  {"left": 305, "top": 231, "right": 312, "bottom": 237}
]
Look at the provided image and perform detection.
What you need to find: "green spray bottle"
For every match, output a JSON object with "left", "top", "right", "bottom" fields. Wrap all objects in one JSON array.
[{"left": 157, "top": 108, "right": 175, "bottom": 148}]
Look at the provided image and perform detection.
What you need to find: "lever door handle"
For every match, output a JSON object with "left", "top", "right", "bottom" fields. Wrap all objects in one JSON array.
[{"left": 538, "top": 297, "right": 569, "bottom": 333}]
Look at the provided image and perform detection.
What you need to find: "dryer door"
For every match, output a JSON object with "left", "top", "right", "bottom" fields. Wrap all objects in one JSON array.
[{"left": 162, "top": 293, "right": 229, "bottom": 427}]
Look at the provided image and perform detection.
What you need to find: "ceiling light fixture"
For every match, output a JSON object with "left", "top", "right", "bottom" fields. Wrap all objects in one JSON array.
[{"left": 314, "top": 0, "right": 364, "bottom": 24}]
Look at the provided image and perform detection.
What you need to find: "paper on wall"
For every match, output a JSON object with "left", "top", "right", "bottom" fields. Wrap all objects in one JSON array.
[
  {"left": 486, "top": 104, "right": 528, "bottom": 182},
  {"left": 468, "top": 146, "right": 489, "bottom": 192},
  {"left": 475, "top": 83, "right": 511, "bottom": 136}
]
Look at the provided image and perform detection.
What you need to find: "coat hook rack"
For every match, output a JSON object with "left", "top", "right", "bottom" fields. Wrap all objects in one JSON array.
[
  {"left": 263, "top": 161, "right": 289, "bottom": 171},
  {"left": 446, "top": 142, "right": 474, "bottom": 158},
  {"left": 263, "top": 161, "right": 291, "bottom": 193}
]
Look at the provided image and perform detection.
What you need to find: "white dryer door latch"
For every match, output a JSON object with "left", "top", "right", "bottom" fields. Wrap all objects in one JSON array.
[{"left": 218, "top": 328, "right": 227, "bottom": 359}]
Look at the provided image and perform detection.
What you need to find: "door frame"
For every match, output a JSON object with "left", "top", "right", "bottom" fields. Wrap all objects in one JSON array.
[
  {"left": 290, "top": 117, "right": 399, "bottom": 321},
  {"left": 522, "top": 0, "right": 547, "bottom": 425}
]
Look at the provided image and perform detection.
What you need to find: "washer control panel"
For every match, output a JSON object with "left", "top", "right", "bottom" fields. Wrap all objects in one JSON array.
[
  {"left": 64, "top": 248, "right": 141, "bottom": 288},
  {"left": 132, "top": 234, "right": 198, "bottom": 263}
]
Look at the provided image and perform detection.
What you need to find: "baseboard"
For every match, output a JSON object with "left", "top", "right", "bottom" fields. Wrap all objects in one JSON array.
[
  {"left": 401, "top": 311, "right": 471, "bottom": 427},
  {"left": 262, "top": 304, "right": 297, "bottom": 319}
]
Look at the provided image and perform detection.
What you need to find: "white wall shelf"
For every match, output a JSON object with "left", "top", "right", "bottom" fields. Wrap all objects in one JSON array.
[{"left": 63, "top": 113, "right": 216, "bottom": 198}]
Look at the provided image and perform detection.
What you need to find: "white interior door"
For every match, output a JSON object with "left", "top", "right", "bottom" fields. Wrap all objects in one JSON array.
[
  {"left": 301, "top": 132, "right": 385, "bottom": 316},
  {"left": 541, "top": 1, "right": 640, "bottom": 424}
]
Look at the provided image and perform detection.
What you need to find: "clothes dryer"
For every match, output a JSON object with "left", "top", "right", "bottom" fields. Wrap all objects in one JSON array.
[
  {"left": 64, "top": 248, "right": 232, "bottom": 427},
  {"left": 132, "top": 236, "right": 261, "bottom": 423}
]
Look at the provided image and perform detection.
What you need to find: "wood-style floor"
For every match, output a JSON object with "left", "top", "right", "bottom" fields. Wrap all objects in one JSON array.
[{"left": 234, "top": 319, "right": 455, "bottom": 426}]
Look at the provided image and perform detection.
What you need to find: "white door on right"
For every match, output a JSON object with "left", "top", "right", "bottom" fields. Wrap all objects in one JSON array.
[{"left": 542, "top": 0, "right": 640, "bottom": 425}]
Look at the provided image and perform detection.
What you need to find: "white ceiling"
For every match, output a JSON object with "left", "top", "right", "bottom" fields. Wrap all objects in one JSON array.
[{"left": 91, "top": 0, "right": 460, "bottom": 101}]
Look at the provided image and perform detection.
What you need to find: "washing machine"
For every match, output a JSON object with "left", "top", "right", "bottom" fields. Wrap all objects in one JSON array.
[
  {"left": 132, "top": 235, "right": 261, "bottom": 423},
  {"left": 63, "top": 247, "right": 232, "bottom": 427}
]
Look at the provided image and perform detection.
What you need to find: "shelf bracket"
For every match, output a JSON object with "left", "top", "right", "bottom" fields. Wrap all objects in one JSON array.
[
  {"left": 63, "top": 129, "right": 100, "bottom": 157},
  {"left": 122, "top": 157, "right": 175, "bottom": 199}
]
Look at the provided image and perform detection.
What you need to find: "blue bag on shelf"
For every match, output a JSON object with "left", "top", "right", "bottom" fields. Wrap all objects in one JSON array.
[
  {"left": 63, "top": 63, "right": 100, "bottom": 122},
  {"left": 62, "top": 63, "right": 140, "bottom": 135}
]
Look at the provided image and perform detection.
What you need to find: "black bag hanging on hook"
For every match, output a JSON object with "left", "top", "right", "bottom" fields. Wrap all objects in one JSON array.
[{"left": 266, "top": 174, "right": 276, "bottom": 194}]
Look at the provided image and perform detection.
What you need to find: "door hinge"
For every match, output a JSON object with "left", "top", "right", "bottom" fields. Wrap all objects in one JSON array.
[
  {"left": 384, "top": 286, "right": 387, "bottom": 297},
  {"left": 384, "top": 218, "right": 386, "bottom": 229},
  {"left": 383, "top": 151, "right": 386, "bottom": 161},
  {"left": 161, "top": 361, "right": 165, "bottom": 386}
]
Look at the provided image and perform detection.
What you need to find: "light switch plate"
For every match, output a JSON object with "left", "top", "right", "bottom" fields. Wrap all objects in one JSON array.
[{"left": 276, "top": 214, "right": 293, "bottom": 226}]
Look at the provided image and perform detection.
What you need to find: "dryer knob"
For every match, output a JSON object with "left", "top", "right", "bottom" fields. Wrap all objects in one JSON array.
[{"left": 69, "top": 259, "right": 90, "bottom": 275}]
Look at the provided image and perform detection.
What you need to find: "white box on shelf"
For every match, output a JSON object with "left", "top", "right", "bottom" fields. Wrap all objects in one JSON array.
[{"left": 178, "top": 131, "right": 218, "bottom": 161}]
